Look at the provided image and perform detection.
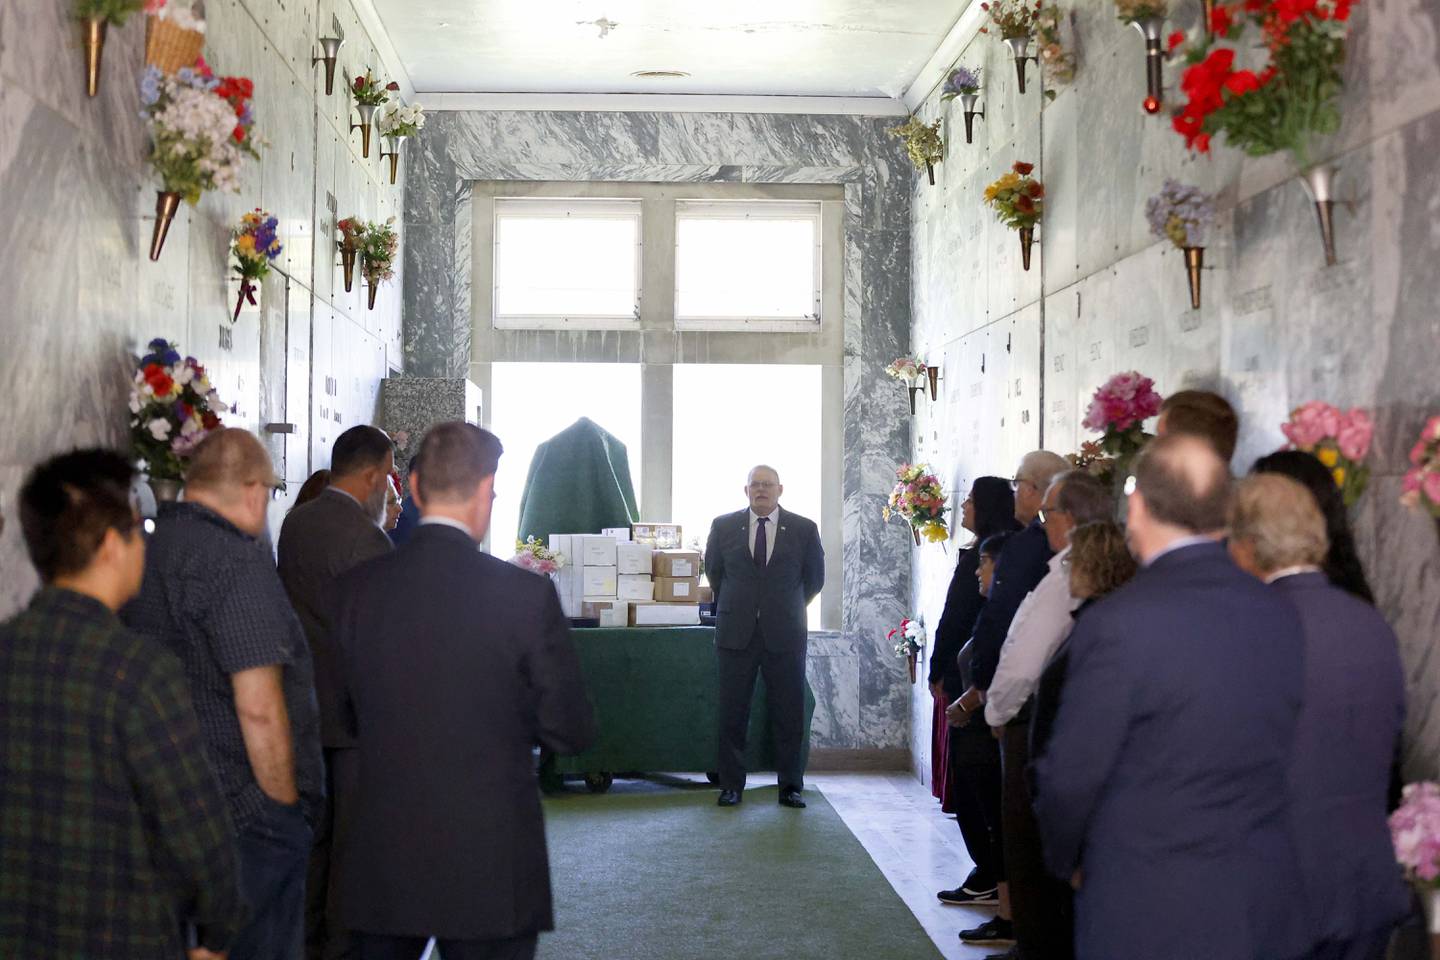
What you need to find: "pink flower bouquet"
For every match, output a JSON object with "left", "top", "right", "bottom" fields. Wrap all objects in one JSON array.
[
  {"left": 1082, "top": 371, "right": 1164, "bottom": 478},
  {"left": 885, "top": 356, "right": 928, "bottom": 385},
  {"left": 1280, "top": 401, "right": 1373, "bottom": 507},
  {"left": 1401, "top": 416, "right": 1440, "bottom": 540},
  {"left": 511, "top": 536, "right": 567, "bottom": 576},
  {"left": 1389, "top": 781, "right": 1440, "bottom": 887},
  {"left": 884, "top": 463, "right": 949, "bottom": 544}
]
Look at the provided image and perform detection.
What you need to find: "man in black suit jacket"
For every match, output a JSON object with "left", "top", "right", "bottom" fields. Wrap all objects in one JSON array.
[
  {"left": 277, "top": 424, "right": 395, "bottom": 960},
  {"left": 1033, "top": 436, "right": 1309, "bottom": 960},
  {"left": 332, "top": 421, "right": 595, "bottom": 960},
  {"left": 704, "top": 465, "right": 824, "bottom": 809}
]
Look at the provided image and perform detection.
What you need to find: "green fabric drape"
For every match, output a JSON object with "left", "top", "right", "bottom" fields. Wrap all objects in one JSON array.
[{"left": 516, "top": 417, "right": 639, "bottom": 543}]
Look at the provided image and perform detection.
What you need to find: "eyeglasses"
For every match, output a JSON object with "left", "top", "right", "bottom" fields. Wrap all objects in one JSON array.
[
  {"left": 1038, "top": 505, "right": 1067, "bottom": 525},
  {"left": 1010, "top": 477, "right": 1035, "bottom": 492},
  {"left": 749, "top": 481, "right": 779, "bottom": 490}
]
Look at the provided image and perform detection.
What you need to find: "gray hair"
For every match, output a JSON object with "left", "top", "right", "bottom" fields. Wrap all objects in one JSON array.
[
  {"left": 1019, "top": 450, "right": 1071, "bottom": 489},
  {"left": 747, "top": 465, "right": 781, "bottom": 484},
  {"left": 1056, "top": 471, "right": 1115, "bottom": 526},
  {"left": 1229, "top": 474, "right": 1329, "bottom": 572}
]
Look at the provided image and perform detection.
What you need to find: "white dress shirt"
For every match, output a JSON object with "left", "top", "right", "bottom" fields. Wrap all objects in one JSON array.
[
  {"left": 748, "top": 507, "right": 780, "bottom": 564},
  {"left": 984, "top": 546, "right": 1080, "bottom": 727}
]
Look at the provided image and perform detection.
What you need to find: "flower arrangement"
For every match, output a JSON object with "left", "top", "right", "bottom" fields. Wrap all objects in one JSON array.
[
  {"left": 1401, "top": 416, "right": 1440, "bottom": 520},
  {"left": 1279, "top": 401, "right": 1373, "bottom": 506},
  {"left": 143, "top": 0, "right": 205, "bottom": 75},
  {"left": 140, "top": 60, "right": 258, "bottom": 204},
  {"left": 230, "top": 209, "right": 282, "bottom": 321},
  {"left": 129, "top": 338, "right": 227, "bottom": 481},
  {"left": 1035, "top": 4, "right": 1076, "bottom": 88},
  {"left": 980, "top": 0, "right": 1043, "bottom": 39},
  {"left": 378, "top": 102, "right": 426, "bottom": 138},
  {"left": 884, "top": 463, "right": 950, "bottom": 545},
  {"left": 78, "top": 0, "right": 142, "bottom": 22},
  {"left": 1066, "top": 439, "right": 1119, "bottom": 484},
  {"left": 351, "top": 71, "right": 399, "bottom": 107},
  {"left": 1083, "top": 371, "right": 1164, "bottom": 479},
  {"left": 984, "top": 161, "right": 1044, "bottom": 229},
  {"left": 1146, "top": 180, "right": 1216, "bottom": 249},
  {"left": 512, "top": 536, "right": 568, "bottom": 576},
  {"left": 889, "top": 617, "right": 926, "bottom": 658},
  {"left": 888, "top": 115, "right": 945, "bottom": 184},
  {"left": 885, "top": 357, "right": 928, "bottom": 385},
  {"left": 358, "top": 217, "right": 399, "bottom": 309},
  {"left": 1115, "top": 0, "right": 1168, "bottom": 22},
  {"left": 337, "top": 217, "right": 364, "bottom": 251},
  {"left": 941, "top": 66, "right": 983, "bottom": 100},
  {"left": 1389, "top": 782, "right": 1440, "bottom": 886},
  {"left": 1170, "top": 0, "right": 1355, "bottom": 166}
]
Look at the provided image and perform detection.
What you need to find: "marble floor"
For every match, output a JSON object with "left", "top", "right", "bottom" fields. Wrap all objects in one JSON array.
[{"left": 811, "top": 772, "right": 995, "bottom": 960}]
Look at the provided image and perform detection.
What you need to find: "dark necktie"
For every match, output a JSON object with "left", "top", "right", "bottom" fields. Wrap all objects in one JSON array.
[{"left": 754, "top": 517, "right": 769, "bottom": 568}]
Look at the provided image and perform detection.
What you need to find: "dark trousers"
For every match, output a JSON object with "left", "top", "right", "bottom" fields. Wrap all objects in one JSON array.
[
  {"left": 717, "top": 624, "right": 806, "bottom": 792},
  {"left": 308, "top": 747, "right": 360, "bottom": 960},
  {"left": 354, "top": 933, "right": 537, "bottom": 960},
  {"left": 1002, "top": 721, "right": 1073, "bottom": 960},
  {"left": 949, "top": 725, "right": 1004, "bottom": 887},
  {"left": 232, "top": 796, "right": 314, "bottom": 960},
  {"left": 1306, "top": 927, "right": 1395, "bottom": 960}
]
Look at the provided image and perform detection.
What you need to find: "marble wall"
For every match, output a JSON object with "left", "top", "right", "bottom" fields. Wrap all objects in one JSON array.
[
  {"left": 907, "top": 0, "right": 1440, "bottom": 782},
  {"left": 0, "top": 0, "right": 409, "bottom": 614},
  {"left": 401, "top": 110, "right": 917, "bottom": 755}
]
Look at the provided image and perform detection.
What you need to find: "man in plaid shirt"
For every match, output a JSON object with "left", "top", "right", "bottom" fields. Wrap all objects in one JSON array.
[{"left": 0, "top": 449, "right": 243, "bottom": 959}]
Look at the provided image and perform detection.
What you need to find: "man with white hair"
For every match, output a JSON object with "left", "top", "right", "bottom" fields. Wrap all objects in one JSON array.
[{"left": 705, "top": 465, "right": 825, "bottom": 809}]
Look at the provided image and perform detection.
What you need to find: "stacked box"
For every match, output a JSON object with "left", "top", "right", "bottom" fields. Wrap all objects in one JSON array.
[
  {"left": 578, "top": 536, "right": 618, "bottom": 566},
  {"left": 629, "top": 602, "right": 702, "bottom": 627},
  {"left": 654, "top": 577, "right": 701, "bottom": 602},
  {"left": 653, "top": 550, "right": 702, "bottom": 579},
  {"left": 581, "top": 600, "right": 631, "bottom": 628},
  {"left": 583, "top": 566, "right": 618, "bottom": 597},
  {"left": 616, "top": 542, "right": 654, "bottom": 574},
  {"left": 602, "top": 527, "right": 632, "bottom": 542},
  {"left": 617, "top": 575, "right": 655, "bottom": 601}
]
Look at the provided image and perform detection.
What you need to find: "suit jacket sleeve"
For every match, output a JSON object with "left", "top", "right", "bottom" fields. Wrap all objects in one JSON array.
[
  {"left": 705, "top": 519, "right": 726, "bottom": 607},
  {"left": 802, "top": 521, "right": 824, "bottom": 603},
  {"left": 931, "top": 550, "right": 981, "bottom": 685},
  {"left": 969, "top": 541, "right": 1040, "bottom": 690},
  {"left": 526, "top": 584, "right": 598, "bottom": 756},
  {"left": 1031, "top": 612, "right": 1135, "bottom": 879}
]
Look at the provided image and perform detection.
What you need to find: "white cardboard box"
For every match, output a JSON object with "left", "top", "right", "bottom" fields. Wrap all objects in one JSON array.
[
  {"left": 602, "top": 527, "right": 632, "bottom": 542},
  {"left": 615, "top": 542, "right": 654, "bottom": 575},
  {"left": 582, "top": 599, "right": 631, "bottom": 627},
  {"left": 548, "top": 534, "right": 573, "bottom": 565},
  {"left": 629, "top": 602, "right": 702, "bottom": 627},
  {"left": 617, "top": 575, "right": 655, "bottom": 601},
  {"left": 582, "top": 565, "right": 618, "bottom": 597},
  {"left": 552, "top": 564, "right": 585, "bottom": 618},
  {"left": 579, "top": 536, "right": 618, "bottom": 567}
]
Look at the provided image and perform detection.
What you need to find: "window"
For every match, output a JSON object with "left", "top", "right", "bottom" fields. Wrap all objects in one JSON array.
[
  {"left": 674, "top": 200, "right": 822, "bottom": 331},
  {"left": 493, "top": 199, "right": 642, "bottom": 329},
  {"left": 487, "top": 362, "right": 644, "bottom": 556},
  {"left": 671, "top": 364, "right": 824, "bottom": 628}
]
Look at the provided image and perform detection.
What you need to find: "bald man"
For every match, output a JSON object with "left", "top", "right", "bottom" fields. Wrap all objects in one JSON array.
[
  {"left": 1032, "top": 436, "right": 1308, "bottom": 960},
  {"left": 705, "top": 466, "right": 824, "bottom": 809},
  {"left": 125, "top": 429, "right": 322, "bottom": 960}
]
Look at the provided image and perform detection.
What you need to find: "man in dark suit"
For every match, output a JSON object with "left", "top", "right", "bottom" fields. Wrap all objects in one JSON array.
[
  {"left": 1229, "top": 474, "right": 1410, "bottom": 960},
  {"left": 1033, "top": 436, "right": 1309, "bottom": 960},
  {"left": 332, "top": 421, "right": 595, "bottom": 960},
  {"left": 704, "top": 465, "right": 824, "bottom": 809},
  {"left": 276, "top": 424, "right": 395, "bottom": 960}
]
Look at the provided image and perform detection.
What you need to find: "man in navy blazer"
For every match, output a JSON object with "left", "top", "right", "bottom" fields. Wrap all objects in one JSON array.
[
  {"left": 705, "top": 465, "right": 824, "bottom": 809},
  {"left": 332, "top": 422, "right": 596, "bottom": 960},
  {"left": 1032, "top": 435, "right": 1308, "bottom": 960},
  {"left": 1229, "top": 474, "right": 1410, "bottom": 960}
]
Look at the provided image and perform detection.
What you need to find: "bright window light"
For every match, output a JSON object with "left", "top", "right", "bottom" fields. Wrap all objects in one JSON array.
[
  {"left": 675, "top": 200, "right": 821, "bottom": 327},
  {"left": 488, "top": 362, "right": 644, "bottom": 556},
  {"left": 672, "top": 364, "right": 824, "bottom": 627},
  {"left": 494, "top": 199, "right": 641, "bottom": 327}
]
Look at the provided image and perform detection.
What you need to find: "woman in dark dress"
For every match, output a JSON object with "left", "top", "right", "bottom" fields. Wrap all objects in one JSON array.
[
  {"left": 932, "top": 477, "right": 1019, "bottom": 907},
  {"left": 1252, "top": 449, "right": 1374, "bottom": 602}
]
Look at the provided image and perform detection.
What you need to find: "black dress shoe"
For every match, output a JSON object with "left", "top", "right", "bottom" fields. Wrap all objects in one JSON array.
[
  {"left": 778, "top": 788, "right": 806, "bottom": 809},
  {"left": 959, "top": 916, "right": 1015, "bottom": 945},
  {"left": 717, "top": 789, "right": 742, "bottom": 807}
]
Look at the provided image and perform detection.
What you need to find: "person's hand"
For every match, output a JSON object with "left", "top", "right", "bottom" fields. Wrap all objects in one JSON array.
[
  {"left": 946, "top": 699, "right": 971, "bottom": 727},
  {"left": 188, "top": 949, "right": 226, "bottom": 960},
  {"left": 990, "top": 724, "right": 1003, "bottom": 741},
  {"left": 1070, "top": 869, "right": 1083, "bottom": 891}
]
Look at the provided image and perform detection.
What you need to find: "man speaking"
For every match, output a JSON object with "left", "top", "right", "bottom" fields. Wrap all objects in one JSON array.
[{"left": 705, "top": 466, "right": 824, "bottom": 809}]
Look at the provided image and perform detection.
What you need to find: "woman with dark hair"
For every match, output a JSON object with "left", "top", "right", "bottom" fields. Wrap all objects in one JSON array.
[
  {"left": 291, "top": 468, "right": 332, "bottom": 510},
  {"left": 1252, "top": 450, "right": 1374, "bottom": 603},
  {"left": 932, "top": 477, "right": 1020, "bottom": 909}
]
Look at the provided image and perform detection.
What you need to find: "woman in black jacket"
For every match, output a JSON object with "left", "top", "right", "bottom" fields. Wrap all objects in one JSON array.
[{"left": 932, "top": 476, "right": 1019, "bottom": 907}]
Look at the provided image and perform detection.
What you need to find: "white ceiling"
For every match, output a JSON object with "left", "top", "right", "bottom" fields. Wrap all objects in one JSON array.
[{"left": 369, "top": 0, "right": 966, "bottom": 99}]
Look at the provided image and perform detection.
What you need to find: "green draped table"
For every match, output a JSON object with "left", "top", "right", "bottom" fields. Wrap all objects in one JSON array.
[{"left": 539, "top": 626, "right": 816, "bottom": 793}]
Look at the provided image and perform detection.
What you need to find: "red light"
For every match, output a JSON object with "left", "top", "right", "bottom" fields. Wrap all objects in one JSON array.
[{"left": 1142, "top": 95, "right": 1162, "bottom": 114}]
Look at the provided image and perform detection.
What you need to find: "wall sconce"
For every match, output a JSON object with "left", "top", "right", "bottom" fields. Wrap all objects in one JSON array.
[
  {"left": 1006, "top": 37, "right": 1039, "bottom": 95},
  {"left": 960, "top": 94, "right": 985, "bottom": 144},
  {"left": 313, "top": 36, "right": 344, "bottom": 95},
  {"left": 1132, "top": 17, "right": 1167, "bottom": 114},
  {"left": 351, "top": 103, "right": 377, "bottom": 157},
  {"left": 379, "top": 134, "right": 407, "bottom": 185},
  {"left": 1298, "top": 165, "right": 1340, "bottom": 267},
  {"left": 926, "top": 364, "right": 941, "bottom": 401}
]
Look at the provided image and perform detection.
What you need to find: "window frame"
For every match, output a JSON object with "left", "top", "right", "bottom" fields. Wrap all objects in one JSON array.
[
  {"left": 672, "top": 199, "right": 824, "bottom": 333},
  {"left": 491, "top": 197, "right": 643, "bottom": 331}
]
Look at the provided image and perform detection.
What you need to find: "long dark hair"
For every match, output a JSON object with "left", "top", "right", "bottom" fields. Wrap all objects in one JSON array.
[
  {"left": 1251, "top": 450, "right": 1374, "bottom": 604},
  {"left": 971, "top": 475, "right": 1021, "bottom": 541}
]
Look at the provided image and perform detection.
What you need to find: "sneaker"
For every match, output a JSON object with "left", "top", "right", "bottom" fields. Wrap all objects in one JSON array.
[
  {"left": 959, "top": 916, "right": 1015, "bottom": 945},
  {"left": 983, "top": 949, "right": 1020, "bottom": 960},
  {"left": 937, "top": 883, "right": 1000, "bottom": 906}
]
